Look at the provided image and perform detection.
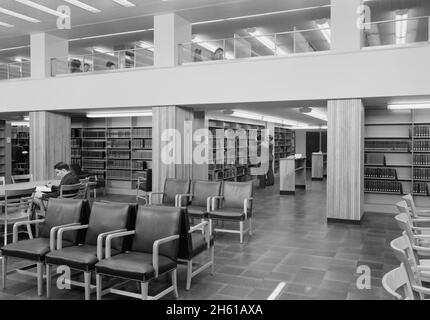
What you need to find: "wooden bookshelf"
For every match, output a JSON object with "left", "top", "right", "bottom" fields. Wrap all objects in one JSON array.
[
  {"left": 274, "top": 127, "right": 295, "bottom": 174},
  {"left": 0, "top": 121, "right": 11, "bottom": 183},
  {"left": 280, "top": 155, "right": 306, "bottom": 194},
  {"left": 11, "top": 125, "right": 29, "bottom": 175}
]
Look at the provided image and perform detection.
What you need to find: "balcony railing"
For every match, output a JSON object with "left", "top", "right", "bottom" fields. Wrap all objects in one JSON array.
[
  {"left": 0, "top": 61, "right": 31, "bottom": 80},
  {"left": 51, "top": 47, "right": 154, "bottom": 76},
  {"left": 363, "top": 15, "right": 430, "bottom": 48},
  {"left": 178, "top": 27, "right": 331, "bottom": 64}
]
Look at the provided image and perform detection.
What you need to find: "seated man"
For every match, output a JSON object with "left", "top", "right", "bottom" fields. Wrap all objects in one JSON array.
[{"left": 33, "top": 162, "right": 80, "bottom": 212}]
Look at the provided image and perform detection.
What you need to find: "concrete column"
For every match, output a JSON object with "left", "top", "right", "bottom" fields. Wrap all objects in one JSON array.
[
  {"left": 331, "top": 0, "right": 362, "bottom": 52},
  {"left": 327, "top": 99, "right": 364, "bottom": 222},
  {"left": 31, "top": 33, "right": 68, "bottom": 78},
  {"left": 29, "top": 112, "right": 71, "bottom": 180},
  {"left": 154, "top": 13, "right": 191, "bottom": 67}
]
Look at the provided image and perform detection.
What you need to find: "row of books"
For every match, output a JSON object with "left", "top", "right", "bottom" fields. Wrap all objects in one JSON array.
[
  {"left": 132, "top": 139, "right": 152, "bottom": 149},
  {"left": 11, "top": 132, "right": 29, "bottom": 139},
  {"left": 413, "top": 154, "right": 430, "bottom": 165},
  {"left": 364, "top": 168, "right": 397, "bottom": 179},
  {"left": 364, "top": 180, "right": 403, "bottom": 194},
  {"left": 132, "top": 128, "right": 152, "bottom": 137},
  {"left": 82, "top": 160, "right": 105, "bottom": 169},
  {"left": 413, "top": 168, "right": 430, "bottom": 180},
  {"left": 107, "top": 159, "right": 131, "bottom": 169},
  {"left": 107, "top": 169, "right": 131, "bottom": 179},
  {"left": 364, "top": 141, "right": 410, "bottom": 152},
  {"left": 83, "top": 141, "right": 105, "bottom": 149},
  {"left": 132, "top": 150, "right": 152, "bottom": 159},
  {"left": 107, "top": 150, "right": 130, "bottom": 159},
  {"left": 107, "top": 129, "right": 131, "bottom": 138},
  {"left": 82, "top": 150, "right": 105, "bottom": 158},
  {"left": 413, "top": 141, "right": 430, "bottom": 151},
  {"left": 83, "top": 131, "right": 105, "bottom": 139},
  {"left": 413, "top": 182, "right": 429, "bottom": 194},
  {"left": 71, "top": 149, "right": 81, "bottom": 157},
  {"left": 364, "top": 153, "right": 386, "bottom": 165},
  {"left": 414, "top": 126, "right": 430, "bottom": 137},
  {"left": 107, "top": 140, "right": 130, "bottom": 149}
]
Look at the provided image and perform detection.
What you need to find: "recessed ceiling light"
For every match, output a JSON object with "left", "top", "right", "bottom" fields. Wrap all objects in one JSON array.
[
  {"left": 0, "top": 7, "right": 40, "bottom": 23},
  {"left": 64, "top": 0, "right": 101, "bottom": 13},
  {"left": 112, "top": 0, "right": 136, "bottom": 7},
  {"left": 15, "top": 0, "right": 69, "bottom": 18},
  {"left": 0, "top": 21, "right": 14, "bottom": 28}
]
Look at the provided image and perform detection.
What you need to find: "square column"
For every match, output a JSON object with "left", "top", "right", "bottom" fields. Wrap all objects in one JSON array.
[
  {"left": 331, "top": 0, "right": 363, "bottom": 52},
  {"left": 31, "top": 33, "right": 68, "bottom": 78},
  {"left": 327, "top": 99, "right": 364, "bottom": 222},
  {"left": 154, "top": 13, "right": 191, "bottom": 67}
]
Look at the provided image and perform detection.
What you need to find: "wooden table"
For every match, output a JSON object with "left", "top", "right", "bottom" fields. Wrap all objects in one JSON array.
[{"left": 0, "top": 180, "right": 61, "bottom": 196}]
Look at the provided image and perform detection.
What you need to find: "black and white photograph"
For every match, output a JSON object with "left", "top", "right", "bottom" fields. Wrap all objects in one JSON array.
[{"left": 0, "top": 0, "right": 429, "bottom": 307}]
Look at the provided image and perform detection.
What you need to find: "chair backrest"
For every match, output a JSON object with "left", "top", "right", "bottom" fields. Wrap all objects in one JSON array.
[
  {"left": 190, "top": 180, "right": 222, "bottom": 207},
  {"left": 395, "top": 211, "right": 418, "bottom": 244},
  {"left": 178, "top": 209, "right": 193, "bottom": 260},
  {"left": 222, "top": 181, "right": 253, "bottom": 210},
  {"left": 390, "top": 234, "right": 421, "bottom": 285},
  {"left": 402, "top": 194, "right": 419, "bottom": 218},
  {"left": 11, "top": 174, "right": 33, "bottom": 184},
  {"left": 39, "top": 198, "right": 87, "bottom": 243},
  {"left": 0, "top": 176, "right": 5, "bottom": 186},
  {"left": 132, "top": 205, "right": 183, "bottom": 260},
  {"left": 382, "top": 263, "right": 414, "bottom": 300},
  {"left": 163, "top": 179, "right": 190, "bottom": 205},
  {"left": 60, "top": 182, "right": 87, "bottom": 199},
  {"left": 4, "top": 187, "right": 35, "bottom": 217},
  {"left": 84, "top": 202, "right": 132, "bottom": 251}
]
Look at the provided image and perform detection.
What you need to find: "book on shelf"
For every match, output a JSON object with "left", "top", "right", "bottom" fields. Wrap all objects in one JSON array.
[
  {"left": 414, "top": 126, "right": 430, "bottom": 137},
  {"left": 364, "top": 168, "right": 397, "bottom": 179},
  {"left": 364, "top": 180, "right": 403, "bottom": 194},
  {"left": 364, "top": 140, "right": 410, "bottom": 152}
]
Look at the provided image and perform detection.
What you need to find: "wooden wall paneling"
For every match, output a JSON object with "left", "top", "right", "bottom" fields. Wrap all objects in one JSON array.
[{"left": 327, "top": 99, "right": 364, "bottom": 222}]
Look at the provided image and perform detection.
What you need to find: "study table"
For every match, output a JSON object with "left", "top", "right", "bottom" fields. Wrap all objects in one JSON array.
[{"left": 0, "top": 180, "right": 61, "bottom": 197}]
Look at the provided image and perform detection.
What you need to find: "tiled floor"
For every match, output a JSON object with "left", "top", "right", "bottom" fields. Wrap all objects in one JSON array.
[{"left": 1, "top": 174, "right": 401, "bottom": 300}]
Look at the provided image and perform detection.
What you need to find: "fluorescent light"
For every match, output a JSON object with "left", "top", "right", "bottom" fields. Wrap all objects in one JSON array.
[
  {"left": 69, "top": 28, "right": 153, "bottom": 42},
  {"left": 192, "top": 36, "right": 234, "bottom": 59},
  {"left": 395, "top": 10, "right": 408, "bottom": 45},
  {"left": 247, "top": 28, "right": 287, "bottom": 56},
  {"left": 86, "top": 111, "right": 152, "bottom": 118},
  {"left": 231, "top": 110, "right": 308, "bottom": 127},
  {"left": 316, "top": 19, "right": 331, "bottom": 43},
  {"left": 388, "top": 104, "right": 430, "bottom": 110},
  {"left": 11, "top": 121, "right": 29, "bottom": 127},
  {"left": 15, "top": 0, "right": 69, "bottom": 18},
  {"left": 23, "top": 116, "right": 29, "bottom": 121},
  {"left": 291, "top": 125, "right": 328, "bottom": 130},
  {"left": 64, "top": 0, "right": 100, "bottom": 13},
  {"left": 93, "top": 47, "right": 115, "bottom": 56},
  {"left": 0, "top": 7, "right": 40, "bottom": 23},
  {"left": 136, "top": 41, "right": 154, "bottom": 52},
  {"left": 301, "top": 108, "right": 328, "bottom": 121},
  {"left": 0, "top": 21, "right": 13, "bottom": 28},
  {"left": 112, "top": 0, "right": 136, "bottom": 7}
]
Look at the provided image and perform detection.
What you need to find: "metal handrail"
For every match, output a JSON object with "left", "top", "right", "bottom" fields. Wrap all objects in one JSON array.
[
  {"left": 0, "top": 61, "right": 31, "bottom": 80},
  {"left": 363, "top": 15, "right": 430, "bottom": 27}
]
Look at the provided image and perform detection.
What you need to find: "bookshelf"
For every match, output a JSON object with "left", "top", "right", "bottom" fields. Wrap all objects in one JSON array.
[
  {"left": 207, "top": 119, "right": 265, "bottom": 182},
  {"left": 0, "top": 121, "right": 11, "bottom": 183},
  {"left": 11, "top": 125, "right": 30, "bottom": 175},
  {"left": 71, "top": 116, "right": 152, "bottom": 195},
  {"left": 365, "top": 109, "right": 430, "bottom": 213},
  {"left": 274, "top": 127, "right": 295, "bottom": 174}
]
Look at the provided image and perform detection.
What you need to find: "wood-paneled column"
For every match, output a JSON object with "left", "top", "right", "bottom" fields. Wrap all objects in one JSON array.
[
  {"left": 327, "top": 99, "right": 364, "bottom": 222},
  {"left": 30, "top": 111, "right": 71, "bottom": 180}
]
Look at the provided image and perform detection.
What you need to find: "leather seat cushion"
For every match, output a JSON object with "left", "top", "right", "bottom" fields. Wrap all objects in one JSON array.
[
  {"left": 208, "top": 208, "right": 245, "bottom": 221},
  {"left": 95, "top": 251, "right": 176, "bottom": 281},
  {"left": 45, "top": 245, "right": 119, "bottom": 271},
  {"left": 191, "top": 233, "right": 214, "bottom": 258},
  {"left": 187, "top": 205, "right": 208, "bottom": 218},
  {"left": 1, "top": 238, "right": 73, "bottom": 262}
]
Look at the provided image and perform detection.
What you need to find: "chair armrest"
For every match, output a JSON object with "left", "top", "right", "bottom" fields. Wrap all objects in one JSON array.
[
  {"left": 96, "top": 229, "right": 127, "bottom": 260},
  {"left": 412, "top": 218, "right": 430, "bottom": 223},
  {"left": 411, "top": 226, "right": 430, "bottom": 232},
  {"left": 190, "top": 221, "right": 208, "bottom": 233},
  {"left": 136, "top": 195, "right": 148, "bottom": 205},
  {"left": 244, "top": 197, "right": 254, "bottom": 218},
  {"left": 412, "top": 244, "right": 430, "bottom": 254},
  {"left": 417, "top": 265, "right": 430, "bottom": 272},
  {"left": 412, "top": 284, "right": 430, "bottom": 296},
  {"left": 105, "top": 231, "right": 135, "bottom": 259},
  {"left": 211, "top": 196, "right": 224, "bottom": 211},
  {"left": 148, "top": 192, "right": 164, "bottom": 205},
  {"left": 177, "top": 194, "right": 193, "bottom": 207},
  {"left": 49, "top": 223, "right": 81, "bottom": 250},
  {"left": 13, "top": 219, "right": 45, "bottom": 243},
  {"left": 152, "top": 235, "right": 180, "bottom": 278},
  {"left": 57, "top": 224, "right": 88, "bottom": 250}
]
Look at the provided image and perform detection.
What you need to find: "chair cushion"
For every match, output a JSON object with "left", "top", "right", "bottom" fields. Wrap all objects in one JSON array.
[
  {"left": 191, "top": 233, "right": 214, "bottom": 258},
  {"left": 95, "top": 251, "right": 176, "bottom": 281},
  {"left": 222, "top": 181, "right": 253, "bottom": 210},
  {"left": 209, "top": 208, "right": 246, "bottom": 221},
  {"left": 163, "top": 179, "right": 190, "bottom": 206},
  {"left": 1, "top": 238, "right": 73, "bottom": 262},
  {"left": 187, "top": 205, "right": 208, "bottom": 218},
  {"left": 191, "top": 181, "right": 222, "bottom": 207},
  {"left": 45, "top": 245, "right": 119, "bottom": 271}
]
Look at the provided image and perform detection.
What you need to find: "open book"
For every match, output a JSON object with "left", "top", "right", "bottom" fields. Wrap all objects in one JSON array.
[{"left": 36, "top": 186, "right": 52, "bottom": 193}]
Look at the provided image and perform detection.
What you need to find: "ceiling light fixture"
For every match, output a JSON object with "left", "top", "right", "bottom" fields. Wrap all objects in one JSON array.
[
  {"left": 0, "top": 21, "right": 14, "bottom": 28},
  {"left": 64, "top": 0, "right": 101, "bottom": 13},
  {"left": 112, "top": 0, "right": 136, "bottom": 7},
  {"left": 15, "top": 0, "right": 69, "bottom": 18},
  {"left": 231, "top": 110, "right": 308, "bottom": 127},
  {"left": 395, "top": 10, "right": 408, "bottom": 45},
  {"left": 300, "top": 107, "right": 328, "bottom": 121},
  {"left": 87, "top": 111, "right": 152, "bottom": 118},
  {"left": 136, "top": 41, "right": 154, "bottom": 52},
  {"left": 315, "top": 19, "right": 331, "bottom": 43},
  {"left": 388, "top": 104, "right": 430, "bottom": 110},
  {"left": 246, "top": 28, "right": 287, "bottom": 56},
  {"left": 69, "top": 28, "right": 153, "bottom": 42},
  {"left": 11, "top": 121, "right": 29, "bottom": 127},
  {"left": 0, "top": 7, "right": 40, "bottom": 23},
  {"left": 93, "top": 47, "right": 115, "bottom": 56},
  {"left": 291, "top": 125, "right": 328, "bottom": 130}
]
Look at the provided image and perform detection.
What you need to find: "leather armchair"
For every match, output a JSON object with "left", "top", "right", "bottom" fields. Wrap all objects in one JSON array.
[
  {"left": 1, "top": 198, "right": 87, "bottom": 296},
  {"left": 45, "top": 201, "right": 133, "bottom": 300},
  {"left": 208, "top": 181, "right": 254, "bottom": 243},
  {"left": 177, "top": 210, "right": 214, "bottom": 290},
  {"left": 95, "top": 205, "right": 184, "bottom": 300},
  {"left": 148, "top": 178, "right": 190, "bottom": 206}
]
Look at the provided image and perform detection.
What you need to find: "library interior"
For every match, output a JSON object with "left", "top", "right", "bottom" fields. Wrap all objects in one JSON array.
[{"left": 0, "top": 0, "right": 429, "bottom": 301}]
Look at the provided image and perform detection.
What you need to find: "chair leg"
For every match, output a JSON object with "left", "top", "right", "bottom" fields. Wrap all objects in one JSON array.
[
  {"left": 46, "top": 264, "right": 52, "bottom": 298},
  {"left": 36, "top": 262, "right": 43, "bottom": 297},
  {"left": 249, "top": 218, "right": 253, "bottom": 236},
  {"left": 186, "top": 260, "right": 193, "bottom": 291},
  {"left": 201, "top": 218, "right": 205, "bottom": 234},
  {"left": 210, "top": 246, "right": 215, "bottom": 275},
  {"left": 239, "top": 221, "right": 244, "bottom": 243},
  {"left": 172, "top": 269, "right": 178, "bottom": 299},
  {"left": 96, "top": 274, "right": 102, "bottom": 300},
  {"left": 209, "top": 219, "right": 213, "bottom": 236},
  {"left": 26, "top": 224, "right": 33, "bottom": 239},
  {"left": 84, "top": 271, "right": 91, "bottom": 300},
  {"left": 140, "top": 282, "right": 148, "bottom": 300},
  {"left": 2, "top": 256, "right": 7, "bottom": 290}
]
